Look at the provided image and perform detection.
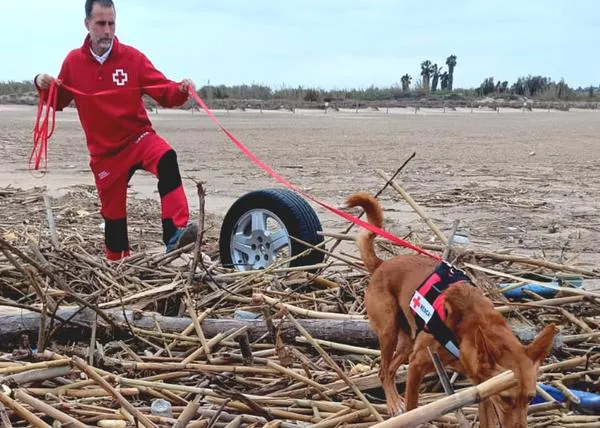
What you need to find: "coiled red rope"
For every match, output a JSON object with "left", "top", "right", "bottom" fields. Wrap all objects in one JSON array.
[{"left": 31, "top": 80, "right": 57, "bottom": 171}]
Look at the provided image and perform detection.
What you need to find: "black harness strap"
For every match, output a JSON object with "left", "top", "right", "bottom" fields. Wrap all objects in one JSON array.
[{"left": 410, "top": 262, "right": 471, "bottom": 358}]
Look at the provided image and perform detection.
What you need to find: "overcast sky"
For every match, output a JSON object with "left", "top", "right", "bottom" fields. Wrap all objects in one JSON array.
[{"left": 2, "top": 0, "right": 597, "bottom": 89}]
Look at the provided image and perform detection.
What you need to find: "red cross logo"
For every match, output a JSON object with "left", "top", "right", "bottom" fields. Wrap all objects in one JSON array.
[
  {"left": 412, "top": 295, "right": 421, "bottom": 308},
  {"left": 112, "top": 69, "right": 128, "bottom": 86}
]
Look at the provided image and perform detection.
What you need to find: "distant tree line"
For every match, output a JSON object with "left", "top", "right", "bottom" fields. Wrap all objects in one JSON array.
[
  {"left": 0, "top": 80, "right": 35, "bottom": 96},
  {"left": 477, "top": 75, "right": 576, "bottom": 100},
  {"left": 0, "top": 57, "right": 596, "bottom": 103}
]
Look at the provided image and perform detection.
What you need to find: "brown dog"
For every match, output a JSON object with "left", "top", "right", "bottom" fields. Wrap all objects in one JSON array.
[{"left": 346, "top": 192, "right": 557, "bottom": 426}]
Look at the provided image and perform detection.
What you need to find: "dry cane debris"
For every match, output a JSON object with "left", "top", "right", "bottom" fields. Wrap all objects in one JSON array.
[{"left": 0, "top": 176, "right": 599, "bottom": 428}]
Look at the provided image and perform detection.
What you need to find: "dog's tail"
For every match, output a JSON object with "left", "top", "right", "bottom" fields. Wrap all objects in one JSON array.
[{"left": 345, "top": 192, "right": 384, "bottom": 273}]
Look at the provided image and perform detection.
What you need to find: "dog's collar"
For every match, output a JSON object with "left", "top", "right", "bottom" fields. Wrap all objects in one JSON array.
[{"left": 410, "top": 262, "right": 471, "bottom": 358}]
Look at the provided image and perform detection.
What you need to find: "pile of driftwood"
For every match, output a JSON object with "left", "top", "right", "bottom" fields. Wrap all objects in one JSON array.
[{"left": 0, "top": 174, "right": 599, "bottom": 427}]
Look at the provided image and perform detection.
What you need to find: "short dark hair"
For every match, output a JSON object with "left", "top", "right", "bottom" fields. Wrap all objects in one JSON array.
[{"left": 85, "top": 0, "right": 115, "bottom": 18}]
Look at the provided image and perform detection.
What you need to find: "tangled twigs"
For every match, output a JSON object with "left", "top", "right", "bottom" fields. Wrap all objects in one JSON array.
[{"left": 0, "top": 184, "right": 598, "bottom": 427}]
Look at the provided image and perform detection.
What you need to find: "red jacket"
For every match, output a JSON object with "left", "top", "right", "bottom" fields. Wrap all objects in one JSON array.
[{"left": 45, "top": 35, "right": 188, "bottom": 157}]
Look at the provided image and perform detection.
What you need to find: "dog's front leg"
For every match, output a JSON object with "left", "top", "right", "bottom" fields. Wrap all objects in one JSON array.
[{"left": 405, "top": 334, "right": 441, "bottom": 411}]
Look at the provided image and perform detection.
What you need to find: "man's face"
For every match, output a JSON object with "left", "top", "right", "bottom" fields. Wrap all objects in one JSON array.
[{"left": 85, "top": 3, "right": 116, "bottom": 54}]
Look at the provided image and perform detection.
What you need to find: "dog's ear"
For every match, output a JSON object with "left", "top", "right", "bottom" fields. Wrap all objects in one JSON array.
[
  {"left": 443, "top": 299, "right": 462, "bottom": 329},
  {"left": 475, "top": 326, "right": 498, "bottom": 370},
  {"left": 526, "top": 324, "right": 558, "bottom": 363}
]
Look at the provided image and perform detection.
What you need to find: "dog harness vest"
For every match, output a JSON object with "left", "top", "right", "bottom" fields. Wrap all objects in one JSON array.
[{"left": 409, "top": 262, "right": 471, "bottom": 358}]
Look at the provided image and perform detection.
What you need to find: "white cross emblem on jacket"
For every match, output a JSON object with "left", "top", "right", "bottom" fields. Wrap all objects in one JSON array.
[{"left": 112, "top": 69, "right": 128, "bottom": 86}]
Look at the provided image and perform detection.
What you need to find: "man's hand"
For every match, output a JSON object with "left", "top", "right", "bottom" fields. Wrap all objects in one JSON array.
[
  {"left": 178, "top": 78, "right": 196, "bottom": 94},
  {"left": 35, "top": 74, "right": 56, "bottom": 90}
]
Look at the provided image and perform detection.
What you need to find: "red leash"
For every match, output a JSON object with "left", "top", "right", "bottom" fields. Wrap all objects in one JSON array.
[
  {"left": 31, "top": 82, "right": 442, "bottom": 260},
  {"left": 187, "top": 90, "right": 442, "bottom": 261}
]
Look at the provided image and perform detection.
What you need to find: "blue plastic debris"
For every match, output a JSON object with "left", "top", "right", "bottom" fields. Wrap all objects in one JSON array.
[
  {"left": 498, "top": 280, "right": 560, "bottom": 299},
  {"left": 532, "top": 383, "right": 600, "bottom": 413},
  {"left": 496, "top": 272, "right": 584, "bottom": 299},
  {"left": 233, "top": 309, "right": 262, "bottom": 320}
]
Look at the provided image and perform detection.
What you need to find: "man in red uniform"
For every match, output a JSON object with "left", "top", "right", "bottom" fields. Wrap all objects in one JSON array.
[{"left": 35, "top": 0, "right": 197, "bottom": 261}]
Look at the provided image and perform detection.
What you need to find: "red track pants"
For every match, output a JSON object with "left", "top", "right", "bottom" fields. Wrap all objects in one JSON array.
[{"left": 90, "top": 132, "right": 190, "bottom": 260}]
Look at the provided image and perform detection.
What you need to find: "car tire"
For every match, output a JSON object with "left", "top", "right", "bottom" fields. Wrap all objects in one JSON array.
[{"left": 219, "top": 188, "right": 325, "bottom": 271}]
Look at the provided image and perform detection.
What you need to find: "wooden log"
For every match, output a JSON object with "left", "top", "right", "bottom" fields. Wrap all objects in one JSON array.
[
  {"left": 495, "top": 295, "right": 584, "bottom": 314},
  {"left": 0, "top": 359, "right": 70, "bottom": 375},
  {"left": 23, "top": 387, "right": 139, "bottom": 398},
  {"left": 0, "top": 365, "right": 71, "bottom": 387},
  {"left": 0, "top": 306, "right": 563, "bottom": 348},
  {"left": 172, "top": 394, "right": 202, "bottom": 428},
  {"left": 0, "top": 306, "right": 377, "bottom": 346},
  {"left": 370, "top": 371, "right": 516, "bottom": 427}
]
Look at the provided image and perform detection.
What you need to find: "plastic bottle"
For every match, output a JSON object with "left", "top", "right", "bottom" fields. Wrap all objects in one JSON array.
[{"left": 150, "top": 399, "right": 173, "bottom": 418}]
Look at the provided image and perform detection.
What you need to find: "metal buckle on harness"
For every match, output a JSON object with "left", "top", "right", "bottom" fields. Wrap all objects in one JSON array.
[
  {"left": 442, "top": 259, "right": 454, "bottom": 272},
  {"left": 441, "top": 260, "right": 468, "bottom": 278}
]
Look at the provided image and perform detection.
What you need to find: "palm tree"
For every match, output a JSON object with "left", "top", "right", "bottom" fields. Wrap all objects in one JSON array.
[
  {"left": 420, "top": 60, "right": 433, "bottom": 93},
  {"left": 401, "top": 74, "right": 412, "bottom": 92},
  {"left": 445, "top": 55, "right": 457, "bottom": 91},
  {"left": 431, "top": 64, "right": 443, "bottom": 92},
  {"left": 440, "top": 72, "right": 449, "bottom": 90},
  {"left": 512, "top": 78, "right": 525, "bottom": 95},
  {"left": 557, "top": 79, "right": 569, "bottom": 99}
]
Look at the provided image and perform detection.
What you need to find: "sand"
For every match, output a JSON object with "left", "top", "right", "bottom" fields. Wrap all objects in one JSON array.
[{"left": 1, "top": 104, "right": 599, "bottom": 269}]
